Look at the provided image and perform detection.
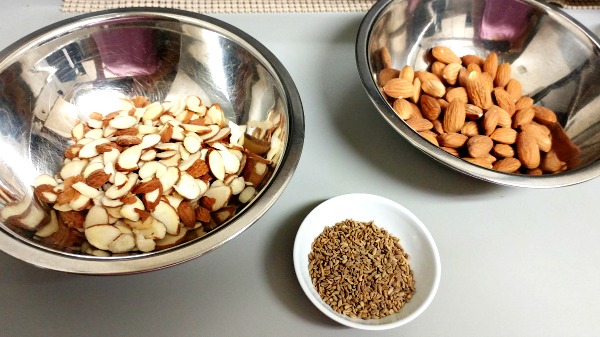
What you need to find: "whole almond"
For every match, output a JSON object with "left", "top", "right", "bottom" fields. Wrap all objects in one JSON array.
[
  {"left": 458, "top": 67, "right": 469, "bottom": 87},
  {"left": 177, "top": 201, "right": 196, "bottom": 228},
  {"left": 493, "top": 144, "right": 515, "bottom": 158},
  {"left": 442, "top": 63, "right": 462, "bottom": 85},
  {"left": 378, "top": 68, "right": 400, "bottom": 86},
  {"left": 466, "top": 71, "right": 492, "bottom": 109},
  {"left": 540, "top": 149, "right": 564, "bottom": 173},
  {"left": 461, "top": 54, "right": 484, "bottom": 67},
  {"left": 465, "top": 104, "right": 484, "bottom": 120},
  {"left": 406, "top": 118, "right": 433, "bottom": 132},
  {"left": 411, "top": 77, "right": 422, "bottom": 103},
  {"left": 512, "top": 106, "right": 535, "bottom": 129},
  {"left": 481, "top": 72, "right": 495, "bottom": 93},
  {"left": 431, "top": 61, "right": 446, "bottom": 79},
  {"left": 415, "top": 71, "right": 441, "bottom": 83},
  {"left": 431, "top": 46, "right": 461, "bottom": 64},
  {"left": 410, "top": 101, "right": 423, "bottom": 119},
  {"left": 419, "top": 130, "right": 439, "bottom": 146},
  {"left": 461, "top": 121, "right": 479, "bottom": 137},
  {"left": 493, "top": 157, "right": 521, "bottom": 173},
  {"left": 483, "top": 52, "right": 499, "bottom": 78},
  {"left": 383, "top": 78, "right": 414, "bottom": 98},
  {"left": 445, "top": 87, "right": 468, "bottom": 104},
  {"left": 420, "top": 94, "right": 441, "bottom": 120},
  {"left": 506, "top": 79, "right": 522, "bottom": 101},
  {"left": 493, "top": 88, "right": 516, "bottom": 116},
  {"left": 463, "top": 157, "right": 493, "bottom": 169},
  {"left": 482, "top": 108, "right": 500, "bottom": 136},
  {"left": 521, "top": 122, "right": 552, "bottom": 152},
  {"left": 393, "top": 98, "right": 413, "bottom": 120},
  {"left": 467, "top": 135, "right": 494, "bottom": 158},
  {"left": 487, "top": 105, "right": 512, "bottom": 128},
  {"left": 437, "top": 132, "right": 468, "bottom": 148},
  {"left": 441, "top": 146, "right": 460, "bottom": 156},
  {"left": 516, "top": 130, "right": 540, "bottom": 169},
  {"left": 443, "top": 99, "right": 466, "bottom": 133},
  {"left": 490, "top": 127, "right": 517, "bottom": 144},
  {"left": 495, "top": 63, "right": 512, "bottom": 88},
  {"left": 399, "top": 65, "right": 414, "bottom": 82},
  {"left": 528, "top": 168, "right": 544, "bottom": 176},
  {"left": 422, "top": 79, "right": 446, "bottom": 98},
  {"left": 437, "top": 98, "right": 449, "bottom": 110},
  {"left": 533, "top": 106, "right": 558, "bottom": 126},
  {"left": 515, "top": 96, "right": 534, "bottom": 111},
  {"left": 467, "top": 63, "right": 482, "bottom": 74},
  {"left": 433, "top": 119, "right": 445, "bottom": 135}
]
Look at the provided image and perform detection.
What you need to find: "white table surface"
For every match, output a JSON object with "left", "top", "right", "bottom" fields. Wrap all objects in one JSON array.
[{"left": 1, "top": 1, "right": 600, "bottom": 336}]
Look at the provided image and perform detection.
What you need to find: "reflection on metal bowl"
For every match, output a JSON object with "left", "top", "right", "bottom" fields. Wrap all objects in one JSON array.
[{"left": 0, "top": 8, "right": 304, "bottom": 274}]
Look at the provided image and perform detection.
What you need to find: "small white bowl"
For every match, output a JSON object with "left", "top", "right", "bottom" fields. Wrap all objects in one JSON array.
[{"left": 293, "top": 193, "right": 441, "bottom": 330}]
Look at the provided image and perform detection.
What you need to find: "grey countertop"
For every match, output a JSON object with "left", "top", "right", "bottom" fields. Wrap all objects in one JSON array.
[{"left": 1, "top": 1, "right": 600, "bottom": 336}]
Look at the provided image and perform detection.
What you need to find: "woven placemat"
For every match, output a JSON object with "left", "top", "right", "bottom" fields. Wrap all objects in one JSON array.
[
  {"left": 61, "top": 0, "right": 379, "bottom": 13},
  {"left": 549, "top": 0, "right": 600, "bottom": 9}
]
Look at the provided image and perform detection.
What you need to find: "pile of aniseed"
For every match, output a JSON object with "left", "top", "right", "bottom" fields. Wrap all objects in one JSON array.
[{"left": 308, "top": 219, "right": 415, "bottom": 320}]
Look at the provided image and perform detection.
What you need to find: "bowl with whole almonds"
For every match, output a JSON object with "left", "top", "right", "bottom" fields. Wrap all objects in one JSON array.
[
  {"left": 0, "top": 8, "right": 304, "bottom": 274},
  {"left": 356, "top": 0, "right": 600, "bottom": 188}
]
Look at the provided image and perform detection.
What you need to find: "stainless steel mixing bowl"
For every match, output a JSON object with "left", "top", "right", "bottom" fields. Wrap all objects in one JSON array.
[
  {"left": 0, "top": 8, "right": 304, "bottom": 274},
  {"left": 356, "top": 0, "right": 600, "bottom": 188}
]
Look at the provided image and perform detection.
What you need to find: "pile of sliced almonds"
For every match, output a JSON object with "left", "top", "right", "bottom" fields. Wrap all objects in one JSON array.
[
  {"left": 378, "top": 46, "right": 580, "bottom": 175},
  {"left": 1, "top": 95, "right": 285, "bottom": 255}
]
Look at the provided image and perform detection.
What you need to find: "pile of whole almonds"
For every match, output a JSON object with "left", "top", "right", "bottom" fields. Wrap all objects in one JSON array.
[
  {"left": 378, "top": 46, "right": 580, "bottom": 175},
  {"left": 0, "top": 95, "right": 285, "bottom": 255}
]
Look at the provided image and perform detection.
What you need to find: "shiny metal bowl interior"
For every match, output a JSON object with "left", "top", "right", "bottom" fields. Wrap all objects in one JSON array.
[
  {"left": 357, "top": 0, "right": 600, "bottom": 188},
  {"left": 0, "top": 8, "right": 304, "bottom": 274}
]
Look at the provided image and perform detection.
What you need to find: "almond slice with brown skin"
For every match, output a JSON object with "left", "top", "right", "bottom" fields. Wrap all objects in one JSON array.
[
  {"left": 208, "top": 149, "right": 226, "bottom": 181},
  {"left": 141, "top": 102, "right": 165, "bottom": 122},
  {"left": 183, "top": 134, "right": 202, "bottom": 154},
  {"left": 84, "top": 205, "right": 109, "bottom": 229},
  {"left": 85, "top": 225, "right": 122, "bottom": 250},
  {"left": 71, "top": 181, "right": 102, "bottom": 199},
  {"left": 35, "top": 210, "right": 59, "bottom": 238},
  {"left": 238, "top": 186, "right": 256, "bottom": 203},
  {"left": 139, "top": 134, "right": 161, "bottom": 150},
  {"left": 109, "top": 115, "right": 138, "bottom": 129},
  {"left": 105, "top": 173, "right": 138, "bottom": 200},
  {"left": 60, "top": 160, "right": 89, "bottom": 179},
  {"left": 151, "top": 200, "right": 180, "bottom": 235},
  {"left": 116, "top": 145, "right": 142, "bottom": 171},
  {"left": 173, "top": 172, "right": 203, "bottom": 200},
  {"left": 34, "top": 174, "right": 58, "bottom": 187},
  {"left": 200, "top": 185, "right": 232, "bottom": 212},
  {"left": 155, "top": 228, "right": 188, "bottom": 250},
  {"left": 212, "top": 206, "right": 236, "bottom": 225},
  {"left": 108, "top": 232, "right": 135, "bottom": 253}
]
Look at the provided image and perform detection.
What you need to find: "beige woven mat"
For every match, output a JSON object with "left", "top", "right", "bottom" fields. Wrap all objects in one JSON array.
[
  {"left": 550, "top": 0, "right": 600, "bottom": 9},
  {"left": 61, "top": 0, "right": 379, "bottom": 13}
]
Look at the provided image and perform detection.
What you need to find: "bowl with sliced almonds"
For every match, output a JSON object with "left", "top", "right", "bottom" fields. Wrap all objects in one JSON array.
[
  {"left": 356, "top": 0, "right": 600, "bottom": 188},
  {"left": 0, "top": 8, "right": 304, "bottom": 274}
]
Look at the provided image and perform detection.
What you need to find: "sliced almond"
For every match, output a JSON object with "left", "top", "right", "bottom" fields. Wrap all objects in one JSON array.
[
  {"left": 116, "top": 145, "right": 142, "bottom": 171},
  {"left": 151, "top": 200, "right": 180, "bottom": 235},
  {"left": 109, "top": 115, "right": 138, "bottom": 129},
  {"left": 200, "top": 185, "right": 232, "bottom": 212}
]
